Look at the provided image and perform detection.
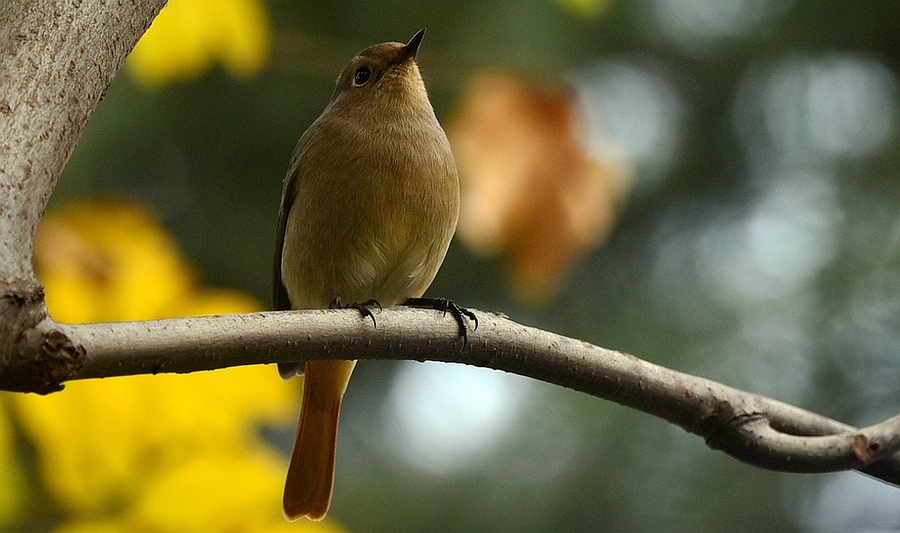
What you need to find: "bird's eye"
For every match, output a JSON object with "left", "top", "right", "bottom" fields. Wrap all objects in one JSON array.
[{"left": 353, "top": 67, "right": 371, "bottom": 86}]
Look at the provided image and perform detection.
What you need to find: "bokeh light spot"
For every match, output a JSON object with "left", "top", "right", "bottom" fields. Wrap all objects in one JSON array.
[{"left": 384, "top": 362, "right": 534, "bottom": 475}]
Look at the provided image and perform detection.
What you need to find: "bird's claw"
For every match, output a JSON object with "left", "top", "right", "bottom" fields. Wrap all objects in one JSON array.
[
  {"left": 330, "top": 297, "right": 381, "bottom": 327},
  {"left": 402, "top": 297, "right": 477, "bottom": 348}
]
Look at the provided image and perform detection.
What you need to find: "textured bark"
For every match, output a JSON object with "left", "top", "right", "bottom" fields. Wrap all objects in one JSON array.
[
  {"left": 33, "top": 306, "right": 900, "bottom": 482},
  {"left": 0, "top": 0, "right": 166, "bottom": 388}
]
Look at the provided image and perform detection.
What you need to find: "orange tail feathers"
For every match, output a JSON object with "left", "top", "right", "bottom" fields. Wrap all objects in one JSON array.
[{"left": 283, "top": 359, "right": 356, "bottom": 521}]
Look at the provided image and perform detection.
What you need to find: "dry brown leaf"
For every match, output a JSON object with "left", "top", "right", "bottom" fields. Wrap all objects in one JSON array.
[{"left": 448, "top": 72, "right": 630, "bottom": 303}]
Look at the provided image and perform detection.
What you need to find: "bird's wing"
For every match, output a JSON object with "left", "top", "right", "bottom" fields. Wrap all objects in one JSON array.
[{"left": 273, "top": 132, "right": 311, "bottom": 312}]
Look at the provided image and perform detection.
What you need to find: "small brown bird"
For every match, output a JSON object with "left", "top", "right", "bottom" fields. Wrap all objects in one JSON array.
[{"left": 273, "top": 29, "right": 460, "bottom": 521}]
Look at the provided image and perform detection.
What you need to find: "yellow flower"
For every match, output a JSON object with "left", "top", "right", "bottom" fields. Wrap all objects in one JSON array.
[
  {"left": 34, "top": 201, "right": 194, "bottom": 323},
  {"left": 0, "top": 402, "right": 26, "bottom": 527},
  {"left": 10, "top": 200, "right": 339, "bottom": 531},
  {"left": 16, "top": 367, "right": 297, "bottom": 517},
  {"left": 128, "top": 0, "right": 271, "bottom": 88},
  {"left": 57, "top": 447, "right": 344, "bottom": 533},
  {"left": 125, "top": 447, "right": 344, "bottom": 533}
]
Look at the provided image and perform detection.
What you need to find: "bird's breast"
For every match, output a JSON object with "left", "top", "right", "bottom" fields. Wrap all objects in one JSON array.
[{"left": 281, "top": 114, "right": 459, "bottom": 309}]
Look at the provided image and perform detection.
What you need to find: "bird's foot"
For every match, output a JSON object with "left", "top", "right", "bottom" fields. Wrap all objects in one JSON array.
[
  {"left": 402, "top": 297, "right": 478, "bottom": 347},
  {"left": 330, "top": 297, "right": 382, "bottom": 327}
]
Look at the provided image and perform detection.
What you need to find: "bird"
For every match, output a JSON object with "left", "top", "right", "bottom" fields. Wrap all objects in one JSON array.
[{"left": 273, "top": 29, "right": 461, "bottom": 521}]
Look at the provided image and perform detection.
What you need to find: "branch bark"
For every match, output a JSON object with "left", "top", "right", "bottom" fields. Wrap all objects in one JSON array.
[
  {"left": 2, "top": 0, "right": 900, "bottom": 503},
  {"left": 0, "top": 0, "right": 166, "bottom": 277},
  {"left": 7, "top": 306, "right": 900, "bottom": 485},
  {"left": 0, "top": 0, "right": 168, "bottom": 385}
]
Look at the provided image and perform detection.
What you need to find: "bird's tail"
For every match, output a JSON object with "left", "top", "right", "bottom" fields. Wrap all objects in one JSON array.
[{"left": 283, "top": 359, "right": 357, "bottom": 521}]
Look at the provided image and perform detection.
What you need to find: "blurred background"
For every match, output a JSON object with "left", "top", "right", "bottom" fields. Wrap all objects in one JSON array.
[{"left": 6, "top": 0, "right": 900, "bottom": 531}]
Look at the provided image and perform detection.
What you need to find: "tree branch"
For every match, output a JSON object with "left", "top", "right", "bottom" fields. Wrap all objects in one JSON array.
[
  {"left": 0, "top": 0, "right": 168, "bottom": 388},
  {"left": 7, "top": 306, "right": 900, "bottom": 486},
  {"left": 0, "top": 0, "right": 166, "bottom": 282}
]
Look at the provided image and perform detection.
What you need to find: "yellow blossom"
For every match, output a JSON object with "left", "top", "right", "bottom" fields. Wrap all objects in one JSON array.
[
  {"left": 0, "top": 402, "right": 26, "bottom": 527},
  {"left": 35, "top": 201, "right": 194, "bottom": 323},
  {"left": 128, "top": 0, "right": 271, "bottom": 88},
  {"left": 9, "top": 200, "right": 338, "bottom": 531}
]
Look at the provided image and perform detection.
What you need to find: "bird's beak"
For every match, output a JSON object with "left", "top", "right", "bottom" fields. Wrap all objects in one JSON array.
[{"left": 398, "top": 28, "right": 425, "bottom": 63}]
